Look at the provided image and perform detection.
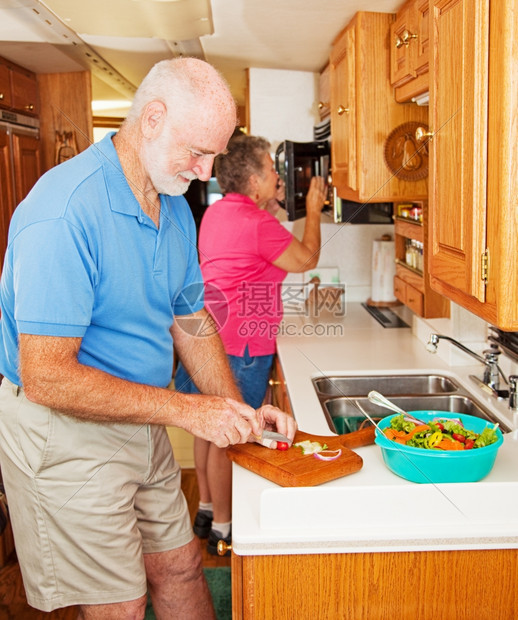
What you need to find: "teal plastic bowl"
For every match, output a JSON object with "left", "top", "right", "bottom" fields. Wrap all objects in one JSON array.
[{"left": 374, "top": 411, "right": 504, "bottom": 483}]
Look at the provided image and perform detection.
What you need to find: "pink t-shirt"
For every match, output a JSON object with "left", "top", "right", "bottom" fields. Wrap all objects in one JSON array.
[{"left": 199, "top": 193, "right": 293, "bottom": 356}]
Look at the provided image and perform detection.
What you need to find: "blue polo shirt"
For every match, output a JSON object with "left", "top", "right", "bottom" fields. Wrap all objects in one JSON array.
[{"left": 0, "top": 133, "right": 204, "bottom": 387}]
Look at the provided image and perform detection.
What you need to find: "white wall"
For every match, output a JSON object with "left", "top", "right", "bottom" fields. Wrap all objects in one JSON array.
[
  {"left": 248, "top": 67, "right": 319, "bottom": 150},
  {"left": 282, "top": 220, "right": 395, "bottom": 302}
]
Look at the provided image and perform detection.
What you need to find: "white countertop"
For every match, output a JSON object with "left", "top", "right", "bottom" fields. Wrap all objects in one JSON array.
[{"left": 232, "top": 303, "right": 518, "bottom": 555}]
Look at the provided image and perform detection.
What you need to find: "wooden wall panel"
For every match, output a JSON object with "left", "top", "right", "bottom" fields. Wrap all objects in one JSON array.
[{"left": 37, "top": 71, "right": 93, "bottom": 173}]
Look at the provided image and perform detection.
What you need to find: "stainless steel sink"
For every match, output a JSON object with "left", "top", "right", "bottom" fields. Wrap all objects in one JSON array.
[
  {"left": 312, "top": 375, "right": 511, "bottom": 434},
  {"left": 322, "top": 395, "right": 511, "bottom": 434},
  {"left": 313, "top": 374, "right": 459, "bottom": 397}
]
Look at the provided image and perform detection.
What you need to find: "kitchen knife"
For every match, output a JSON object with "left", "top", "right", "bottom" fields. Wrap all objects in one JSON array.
[{"left": 255, "top": 429, "right": 291, "bottom": 449}]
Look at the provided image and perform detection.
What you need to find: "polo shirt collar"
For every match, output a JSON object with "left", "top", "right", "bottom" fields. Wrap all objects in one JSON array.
[{"left": 94, "top": 132, "right": 146, "bottom": 221}]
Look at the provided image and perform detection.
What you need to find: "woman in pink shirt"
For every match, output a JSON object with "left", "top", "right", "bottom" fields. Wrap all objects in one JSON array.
[{"left": 175, "top": 134, "right": 326, "bottom": 553}]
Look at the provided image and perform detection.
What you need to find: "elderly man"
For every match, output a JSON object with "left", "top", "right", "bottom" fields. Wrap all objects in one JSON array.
[{"left": 0, "top": 58, "right": 296, "bottom": 619}]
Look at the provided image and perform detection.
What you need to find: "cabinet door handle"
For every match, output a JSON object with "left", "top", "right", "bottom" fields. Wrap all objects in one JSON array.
[
  {"left": 217, "top": 539, "right": 232, "bottom": 555},
  {"left": 395, "top": 35, "right": 404, "bottom": 49},
  {"left": 415, "top": 126, "right": 433, "bottom": 142},
  {"left": 24, "top": 103, "right": 35, "bottom": 111},
  {"left": 401, "top": 30, "right": 418, "bottom": 45},
  {"left": 337, "top": 105, "right": 349, "bottom": 115},
  {"left": 0, "top": 93, "right": 4, "bottom": 100},
  {"left": 318, "top": 101, "right": 329, "bottom": 110}
]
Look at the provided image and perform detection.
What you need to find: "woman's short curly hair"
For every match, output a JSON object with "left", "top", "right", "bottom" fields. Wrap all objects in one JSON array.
[{"left": 215, "top": 134, "right": 271, "bottom": 195}]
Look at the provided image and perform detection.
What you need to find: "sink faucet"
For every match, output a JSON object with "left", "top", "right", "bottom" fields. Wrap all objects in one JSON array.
[{"left": 426, "top": 333, "right": 508, "bottom": 391}]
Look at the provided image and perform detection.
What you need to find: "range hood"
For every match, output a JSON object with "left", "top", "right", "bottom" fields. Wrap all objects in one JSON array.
[
  {"left": 0, "top": 0, "right": 213, "bottom": 101},
  {"left": 41, "top": 0, "right": 213, "bottom": 41}
]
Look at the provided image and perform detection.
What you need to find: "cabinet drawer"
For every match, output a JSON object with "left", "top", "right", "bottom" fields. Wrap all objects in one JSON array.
[
  {"left": 404, "top": 281, "right": 423, "bottom": 315},
  {"left": 394, "top": 275, "right": 424, "bottom": 316},
  {"left": 394, "top": 275, "right": 406, "bottom": 304}
]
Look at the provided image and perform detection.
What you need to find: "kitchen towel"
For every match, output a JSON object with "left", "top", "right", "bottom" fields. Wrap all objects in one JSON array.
[{"left": 371, "top": 237, "right": 396, "bottom": 303}]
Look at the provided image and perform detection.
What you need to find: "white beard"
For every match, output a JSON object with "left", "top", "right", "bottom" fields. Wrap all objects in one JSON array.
[
  {"left": 141, "top": 134, "right": 197, "bottom": 196},
  {"left": 151, "top": 168, "right": 197, "bottom": 196}
]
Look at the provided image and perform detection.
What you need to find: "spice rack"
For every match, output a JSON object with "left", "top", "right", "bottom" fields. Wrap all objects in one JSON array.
[{"left": 393, "top": 201, "right": 449, "bottom": 318}]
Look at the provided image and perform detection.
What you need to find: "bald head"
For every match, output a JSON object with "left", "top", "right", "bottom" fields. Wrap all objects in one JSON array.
[
  {"left": 125, "top": 57, "right": 237, "bottom": 130},
  {"left": 115, "top": 58, "right": 238, "bottom": 197}
]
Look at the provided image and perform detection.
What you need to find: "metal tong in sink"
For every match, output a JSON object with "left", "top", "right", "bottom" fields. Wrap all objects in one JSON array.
[{"left": 367, "top": 390, "right": 427, "bottom": 425}]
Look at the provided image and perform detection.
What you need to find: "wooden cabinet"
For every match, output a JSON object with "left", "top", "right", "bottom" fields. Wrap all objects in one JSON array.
[
  {"left": 427, "top": 0, "right": 518, "bottom": 330},
  {"left": 329, "top": 12, "right": 429, "bottom": 203},
  {"left": 0, "top": 128, "right": 14, "bottom": 265},
  {"left": 394, "top": 204, "right": 449, "bottom": 318},
  {"left": 269, "top": 356, "right": 292, "bottom": 416},
  {"left": 391, "top": 0, "right": 430, "bottom": 102},
  {"left": 37, "top": 71, "right": 93, "bottom": 172},
  {"left": 0, "top": 125, "right": 41, "bottom": 271},
  {"left": 317, "top": 64, "right": 330, "bottom": 120},
  {"left": 232, "top": 548, "right": 518, "bottom": 619},
  {"left": 0, "top": 64, "right": 12, "bottom": 109},
  {"left": 0, "top": 64, "right": 92, "bottom": 274},
  {"left": 0, "top": 57, "right": 39, "bottom": 116},
  {"left": 11, "top": 131, "right": 41, "bottom": 207}
]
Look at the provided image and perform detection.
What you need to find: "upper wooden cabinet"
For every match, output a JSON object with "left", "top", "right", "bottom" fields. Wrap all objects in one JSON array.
[
  {"left": 317, "top": 64, "right": 330, "bottom": 120},
  {"left": 390, "top": 0, "right": 430, "bottom": 102},
  {"left": 329, "top": 12, "right": 429, "bottom": 203},
  {"left": 0, "top": 57, "right": 39, "bottom": 116},
  {"left": 0, "top": 64, "right": 12, "bottom": 109},
  {"left": 427, "top": 0, "right": 518, "bottom": 331}
]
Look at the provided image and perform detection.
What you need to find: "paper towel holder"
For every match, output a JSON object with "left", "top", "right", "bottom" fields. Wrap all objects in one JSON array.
[{"left": 366, "top": 233, "right": 402, "bottom": 308}]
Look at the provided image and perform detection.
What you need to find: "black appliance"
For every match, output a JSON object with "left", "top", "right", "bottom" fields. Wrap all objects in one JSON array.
[
  {"left": 274, "top": 116, "right": 393, "bottom": 224},
  {"left": 275, "top": 139, "right": 331, "bottom": 221}
]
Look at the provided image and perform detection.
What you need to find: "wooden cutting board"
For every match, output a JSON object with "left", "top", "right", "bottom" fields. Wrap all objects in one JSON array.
[{"left": 227, "top": 426, "right": 375, "bottom": 487}]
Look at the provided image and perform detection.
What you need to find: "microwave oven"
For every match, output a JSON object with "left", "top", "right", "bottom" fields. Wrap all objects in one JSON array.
[{"left": 274, "top": 139, "right": 331, "bottom": 221}]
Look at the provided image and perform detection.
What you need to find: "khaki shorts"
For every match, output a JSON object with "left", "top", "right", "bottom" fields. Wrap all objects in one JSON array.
[{"left": 0, "top": 378, "right": 193, "bottom": 612}]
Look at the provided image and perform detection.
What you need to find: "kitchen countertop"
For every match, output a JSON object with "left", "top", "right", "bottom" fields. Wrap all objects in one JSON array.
[{"left": 231, "top": 303, "right": 518, "bottom": 556}]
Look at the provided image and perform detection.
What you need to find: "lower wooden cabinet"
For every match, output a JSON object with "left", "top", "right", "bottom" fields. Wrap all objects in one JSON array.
[
  {"left": 232, "top": 548, "right": 518, "bottom": 619},
  {"left": 269, "top": 356, "right": 292, "bottom": 416}
]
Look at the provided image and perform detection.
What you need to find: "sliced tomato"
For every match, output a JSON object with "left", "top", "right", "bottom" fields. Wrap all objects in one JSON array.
[
  {"left": 452, "top": 433, "right": 466, "bottom": 443},
  {"left": 276, "top": 441, "right": 289, "bottom": 451},
  {"left": 464, "top": 439, "right": 475, "bottom": 450}
]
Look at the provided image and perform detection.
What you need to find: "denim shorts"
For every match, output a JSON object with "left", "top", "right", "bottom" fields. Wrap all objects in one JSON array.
[{"left": 175, "top": 346, "right": 274, "bottom": 409}]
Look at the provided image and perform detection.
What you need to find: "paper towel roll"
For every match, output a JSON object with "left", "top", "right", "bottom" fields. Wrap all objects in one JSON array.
[{"left": 371, "top": 238, "right": 397, "bottom": 303}]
